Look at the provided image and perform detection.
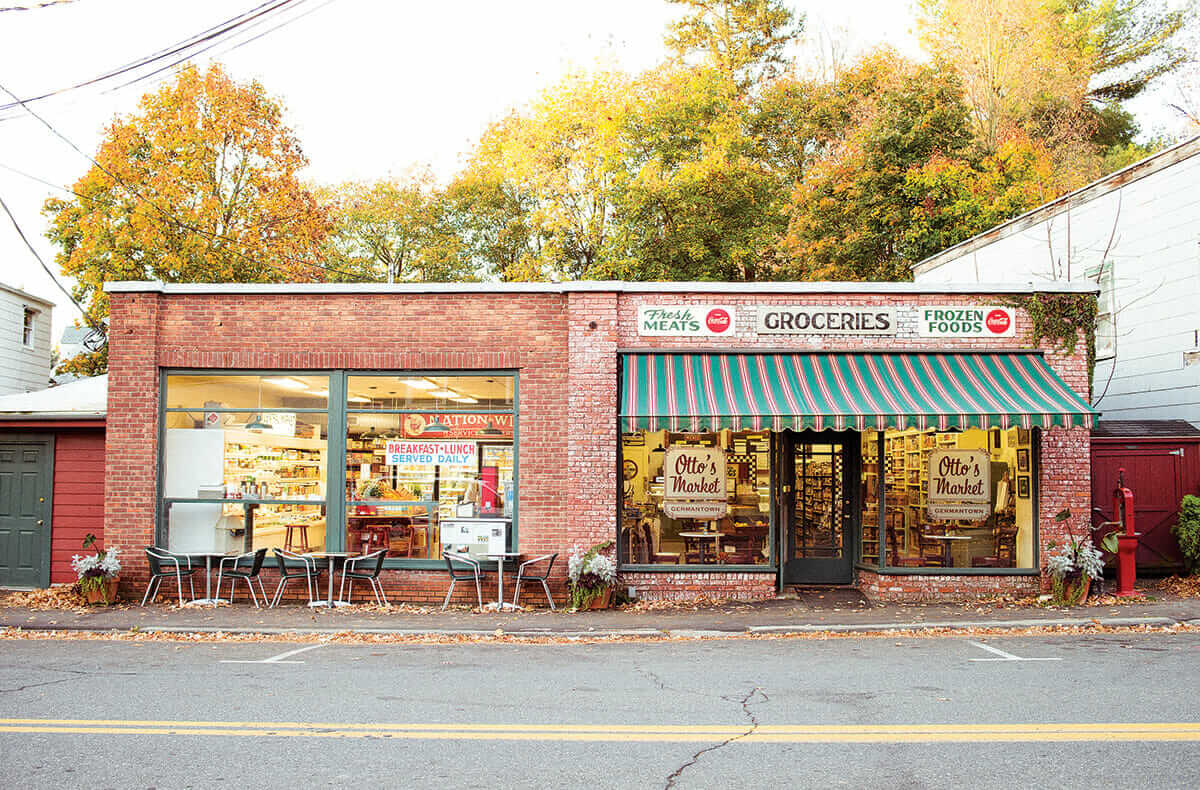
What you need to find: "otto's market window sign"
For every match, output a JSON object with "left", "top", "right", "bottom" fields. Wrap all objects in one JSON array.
[
  {"left": 385, "top": 440, "right": 478, "bottom": 466},
  {"left": 400, "top": 413, "right": 513, "bottom": 438},
  {"left": 638, "top": 305, "right": 735, "bottom": 337},
  {"left": 757, "top": 306, "right": 897, "bottom": 335},
  {"left": 661, "top": 446, "right": 727, "bottom": 519},
  {"left": 919, "top": 306, "right": 1015, "bottom": 337},
  {"left": 927, "top": 449, "right": 990, "bottom": 520}
]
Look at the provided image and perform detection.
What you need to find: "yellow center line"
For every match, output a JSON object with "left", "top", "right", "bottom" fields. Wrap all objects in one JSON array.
[{"left": 0, "top": 719, "right": 1198, "bottom": 742}]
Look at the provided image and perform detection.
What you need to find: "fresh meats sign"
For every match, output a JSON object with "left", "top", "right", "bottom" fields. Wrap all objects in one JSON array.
[
  {"left": 662, "top": 447, "right": 727, "bottom": 519},
  {"left": 927, "top": 449, "right": 990, "bottom": 520},
  {"left": 638, "top": 305, "right": 735, "bottom": 337},
  {"left": 919, "top": 306, "right": 1015, "bottom": 337}
]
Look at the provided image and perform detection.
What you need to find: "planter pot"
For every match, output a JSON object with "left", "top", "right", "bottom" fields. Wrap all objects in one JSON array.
[
  {"left": 84, "top": 578, "right": 119, "bottom": 605},
  {"left": 1054, "top": 574, "right": 1090, "bottom": 606},
  {"left": 587, "top": 588, "right": 613, "bottom": 610}
]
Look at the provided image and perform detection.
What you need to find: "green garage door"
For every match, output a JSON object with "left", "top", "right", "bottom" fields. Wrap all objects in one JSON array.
[{"left": 0, "top": 441, "right": 52, "bottom": 588}]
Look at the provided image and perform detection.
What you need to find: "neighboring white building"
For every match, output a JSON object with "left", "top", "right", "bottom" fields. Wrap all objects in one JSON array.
[
  {"left": 0, "top": 283, "right": 53, "bottom": 395},
  {"left": 913, "top": 136, "right": 1200, "bottom": 428}
]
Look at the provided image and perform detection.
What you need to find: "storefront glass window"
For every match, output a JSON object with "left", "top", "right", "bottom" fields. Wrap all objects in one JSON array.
[
  {"left": 620, "top": 430, "right": 771, "bottom": 566},
  {"left": 161, "top": 374, "right": 331, "bottom": 554},
  {"left": 345, "top": 375, "right": 516, "bottom": 559},
  {"left": 877, "top": 428, "right": 1035, "bottom": 570}
]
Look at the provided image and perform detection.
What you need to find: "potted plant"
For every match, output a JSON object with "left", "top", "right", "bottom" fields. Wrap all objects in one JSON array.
[
  {"left": 1045, "top": 509, "right": 1103, "bottom": 605},
  {"left": 567, "top": 541, "right": 617, "bottom": 610},
  {"left": 71, "top": 533, "right": 121, "bottom": 605}
]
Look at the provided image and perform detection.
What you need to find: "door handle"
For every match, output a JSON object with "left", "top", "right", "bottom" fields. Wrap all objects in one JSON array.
[{"left": 36, "top": 520, "right": 44, "bottom": 525}]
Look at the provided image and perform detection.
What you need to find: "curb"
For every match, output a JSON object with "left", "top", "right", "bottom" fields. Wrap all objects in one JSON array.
[{"left": 2, "top": 617, "right": 1187, "bottom": 639}]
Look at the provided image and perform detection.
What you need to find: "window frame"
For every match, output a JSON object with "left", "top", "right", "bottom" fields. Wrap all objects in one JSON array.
[
  {"left": 853, "top": 427, "right": 1041, "bottom": 577},
  {"left": 156, "top": 368, "right": 519, "bottom": 571},
  {"left": 22, "top": 306, "right": 36, "bottom": 348},
  {"left": 1085, "top": 263, "right": 1117, "bottom": 361}
]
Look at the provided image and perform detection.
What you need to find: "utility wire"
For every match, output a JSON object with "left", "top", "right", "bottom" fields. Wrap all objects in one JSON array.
[
  {"left": 0, "top": 0, "right": 304, "bottom": 116},
  {"left": 0, "top": 78, "right": 370, "bottom": 283},
  {"left": 0, "top": 190, "right": 96, "bottom": 329}
]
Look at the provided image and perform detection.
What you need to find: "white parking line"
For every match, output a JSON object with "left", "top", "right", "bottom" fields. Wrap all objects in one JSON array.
[
  {"left": 220, "top": 644, "right": 327, "bottom": 665},
  {"left": 968, "top": 641, "right": 1062, "bottom": 662}
]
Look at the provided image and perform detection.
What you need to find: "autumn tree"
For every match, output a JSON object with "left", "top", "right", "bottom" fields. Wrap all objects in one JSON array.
[
  {"left": 321, "top": 171, "right": 475, "bottom": 283},
  {"left": 44, "top": 63, "right": 329, "bottom": 375},
  {"left": 665, "top": 0, "right": 804, "bottom": 95},
  {"left": 777, "top": 52, "right": 974, "bottom": 281},
  {"left": 919, "top": 0, "right": 1192, "bottom": 184}
]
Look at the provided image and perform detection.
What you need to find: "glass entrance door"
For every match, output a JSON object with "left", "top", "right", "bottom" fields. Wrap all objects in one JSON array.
[{"left": 780, "top": 434, "right": 855, "bottom": 585}]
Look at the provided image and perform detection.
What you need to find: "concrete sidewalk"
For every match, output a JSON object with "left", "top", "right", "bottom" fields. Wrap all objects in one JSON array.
[{"left": 3, "top": 586, "right": 1198, "bottom": 638}]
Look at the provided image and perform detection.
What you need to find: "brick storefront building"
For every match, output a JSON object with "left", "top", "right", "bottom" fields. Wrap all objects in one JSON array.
[{"left": 104, "top": 281, "right": 1097, "bottom": 604}]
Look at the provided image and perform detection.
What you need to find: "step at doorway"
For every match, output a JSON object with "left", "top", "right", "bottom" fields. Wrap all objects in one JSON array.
[{"left": 780, "top": 585, "right": 871, "bottom": 608}]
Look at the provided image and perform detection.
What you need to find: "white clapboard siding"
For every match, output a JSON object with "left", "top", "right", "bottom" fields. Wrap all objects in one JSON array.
[
  {"left": 913, "top": 137, "right": 1200, "bottom": 428},
  {"left": 0, "top": 284, "right": 54, "bottom": 395}
]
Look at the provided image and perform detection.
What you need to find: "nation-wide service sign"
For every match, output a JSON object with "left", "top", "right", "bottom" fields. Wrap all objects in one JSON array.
[
  {"left": 918, "top": 306, "right": 1016, "bottom": 337},
  {"left": 927, "top": 449, "right": 990, "bottom": 520},
  {"left": 638, "top": 305, "right": 736, "bottom": 337},
  {"left": 385, "top": 440, "right": 477, "bottom": 467},
  {"left": 401, "top": 414, "right": 513, "bottom": 438},
  {"left": 662, "top": 446, "right": 727, "bottom": 520}
]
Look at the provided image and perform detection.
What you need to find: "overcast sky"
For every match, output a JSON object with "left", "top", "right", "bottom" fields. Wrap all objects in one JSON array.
[{"left": 0, "top": 0, "right": 1190, "bottom": 344}]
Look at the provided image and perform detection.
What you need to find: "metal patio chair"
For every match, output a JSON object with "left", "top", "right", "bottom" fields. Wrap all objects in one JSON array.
[
  {"left": 339, "top": 548, "right": 389, "bottom": 606},
  {"left": 270, "top": 547, "right": 322, "bottom": 607},
  {"left": 215, "top": 547, "right": 269, "bottom": 607},
  {"left": 512, "top": 552, "right": 558, "bottom": 610},
  {"left": 442, "top": 551, "right": 488, "bottom": 610},
  {"left": 142, "top": 546, "right": 201, "bottom": 606}
]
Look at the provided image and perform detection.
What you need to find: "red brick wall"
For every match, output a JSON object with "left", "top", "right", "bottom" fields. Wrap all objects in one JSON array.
[
  {"left": 50, "top": 428, "right": 106, "bottom": 584},
  {"left": 106, "top": 291, "right": 572, "bottom": 599},
  {"left": 856, "top": 568, "right": 1040, "bottom": 602},
  {"left": 106, "top": 286, "right": 1092, "bottom": 604}
]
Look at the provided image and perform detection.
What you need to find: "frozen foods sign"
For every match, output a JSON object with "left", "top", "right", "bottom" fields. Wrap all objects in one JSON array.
[
  {"left": 663, "top": 446, "right": 727, "bottom": 520},
  {"left": 385, "top": 440, "right": 477, "bottom": 466},
  {"left": 928, "top": 449, "right": 990, "bottom": 520},
  {"left": 638, "top": 305, "right": 735, "bottom": 337},
  {"left": 757, "top": 306, "right": 897, "bottom": 335},
  {"left": 919, "top": 306, "right": 1015, "bottom": 337}
]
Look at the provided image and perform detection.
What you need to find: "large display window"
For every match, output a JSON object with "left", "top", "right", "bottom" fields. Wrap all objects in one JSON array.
[
  {"left": 620, "top": 429, "right": 772, "bottom": 567},
  {"left": 158, "top": 371, "right": 517, "bottom": 564},
  {"left": 344, "top": 374, "right": 515, "bottom": 559},
  {"left": 859, "top": 427, "right": 1036, "bottom": 570}
]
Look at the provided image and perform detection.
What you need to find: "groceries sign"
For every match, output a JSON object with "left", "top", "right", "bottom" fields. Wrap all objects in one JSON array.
[
  {"left": 919, "top": 306, "right": 1015, "bottom": 337},
  {"left": 927, "top": 449, "right": 990, "bottom": 520},
  {"left": 638, "top": 305, "right": 735, "bottom": 337},
  {"left": 757, "top": 306, "right": 897, "bottom": 335},
  {"left": 662, "top": 446, "right": 727, "bottom": 519}
]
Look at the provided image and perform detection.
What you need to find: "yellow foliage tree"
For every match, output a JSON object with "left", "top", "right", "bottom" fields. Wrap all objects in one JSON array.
[{"left": 44, "top": 63, "right": 330, "bottom": 375}]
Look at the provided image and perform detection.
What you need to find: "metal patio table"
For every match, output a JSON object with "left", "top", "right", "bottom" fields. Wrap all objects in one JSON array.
[
  {"left": 302, "top": 551, "right": 357, "bottom": 607},
  {"left": 185, "top": 551, "right": 234, "bottom": 606},
  {"left": 484, "top": 551, "right": 522, "bottom": 611}
]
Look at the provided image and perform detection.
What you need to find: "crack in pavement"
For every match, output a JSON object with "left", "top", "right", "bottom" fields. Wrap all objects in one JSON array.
[
  {"left": 636, "top": 667, "right": 711, "bottom": 700},
  {"left": 0, "top": 677, "right": 75, "bottom": 694},
  {"left": 663, "top": 685, "right": 767, "bottom": 789}
]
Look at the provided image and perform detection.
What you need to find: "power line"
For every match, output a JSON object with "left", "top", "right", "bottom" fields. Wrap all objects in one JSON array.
[
  {"left": 0, "top": 0, "right": 306, "bottom": 117},
  {"left": 0, "top": 189, "right": 95, "bottom": 328},
  {"left": 0, "top": 78, "right": 371, "bottom": 283}
]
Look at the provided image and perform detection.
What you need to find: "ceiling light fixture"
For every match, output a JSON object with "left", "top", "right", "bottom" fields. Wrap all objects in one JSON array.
[
  {"left": 402, "top": 378, "right": 437, "bottom": 390},
  {"left": 430, "top": 389, "right": 457, "bottom": 398},
  {"left": 450, "top": 396, "right": 478, "bottom": 404},
  {"left": 263, "top": 377, "right": 308, "bottom": 390}
]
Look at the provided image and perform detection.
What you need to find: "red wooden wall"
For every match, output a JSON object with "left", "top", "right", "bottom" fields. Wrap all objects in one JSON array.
[
  {"left": 49, "top": 428, "right": 106, "bottom": 584},
  {"left": 1092, "top": 436, "right": 1200, "bottom": 572}
]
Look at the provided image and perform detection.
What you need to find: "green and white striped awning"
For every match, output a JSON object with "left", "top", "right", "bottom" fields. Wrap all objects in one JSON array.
[{"left": 620, "top": 352, "right": 1095, "bottom": 433}]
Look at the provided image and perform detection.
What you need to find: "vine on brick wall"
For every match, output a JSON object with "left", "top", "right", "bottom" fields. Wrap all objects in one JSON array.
[{"left": 1002, "top": 293, "right": 1098, "bottom": 394}]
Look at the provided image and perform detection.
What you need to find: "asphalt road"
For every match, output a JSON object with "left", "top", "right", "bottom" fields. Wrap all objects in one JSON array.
[{"left": 1, "top": 631, "right": 1197, "bottom": 789}]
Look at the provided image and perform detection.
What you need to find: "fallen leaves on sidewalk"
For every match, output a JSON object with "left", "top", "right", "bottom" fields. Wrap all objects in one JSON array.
[
  {"left": 0, "top": 585, "right": 89, "bottom": 611},
  {"left": 1, "top": 621, "right": 1194, "bottom": 646},
  {"left": 1155, "top": 575, "right": 1200, "bottom": 598}
]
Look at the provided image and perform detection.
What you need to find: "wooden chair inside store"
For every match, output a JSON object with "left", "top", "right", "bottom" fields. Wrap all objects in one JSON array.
[
  {"left": 283, "top": 524, "right": 311, "bottom": 554},
  {"left": 917, "top": 528, "right": 948, "bottom": 567},
  {"left": 623, "top": 521, "right": 652, "bottom": 564},
  {"left": 682, "top": 534, "right": 711, "bottom": 564},
  {"left": 361, "top": 524, "right": 390, "bottom": 555},
  {"left": 972, "top": 525, "right": 1018, "bottom": 568},
  {"left": 888, "top": 519, "right": 923, "bottom": 567}
]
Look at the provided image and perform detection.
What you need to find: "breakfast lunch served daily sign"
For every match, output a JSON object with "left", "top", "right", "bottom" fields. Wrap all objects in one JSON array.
[
  {"left": 661, "top": 446, "right": 727, "bottom": 519},
  {"left": 385, "top": 440, "right": 477, "bottom": 466}
]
